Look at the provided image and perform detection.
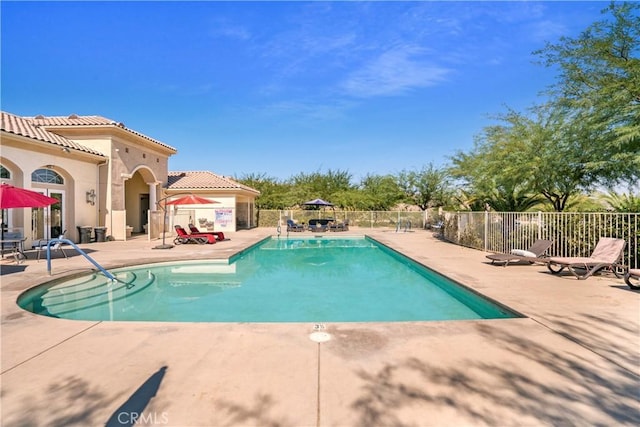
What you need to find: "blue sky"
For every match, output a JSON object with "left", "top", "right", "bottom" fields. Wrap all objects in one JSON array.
[{"left": 1, "top": 1, "right": 609, "bottom": 182}]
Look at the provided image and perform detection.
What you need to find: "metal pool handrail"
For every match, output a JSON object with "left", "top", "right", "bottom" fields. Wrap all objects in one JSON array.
[{"left": 45, "top": 238, "right": 116, "bottom": 281}]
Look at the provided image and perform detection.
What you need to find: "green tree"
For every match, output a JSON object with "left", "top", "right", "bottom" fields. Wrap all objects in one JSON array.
[
  {"left": 358, "top": 174, "right": 405, "bottom": 210},
  {"left": 451, "top": 188, "right": 486, "bottom": 211},
  {"left": 398, "top": 164, "right": 450, "bottom": 211},
  {"left": 535, "top": 1, "right": 640, "bottom": 186},
  {"left": 450, "top": 108, "right": 552, "bottom": 211},
  {"left": 287, "top": 169, "right": 354, "bottom": 208},
  {"left": 450, "top": 106, "right": 593, "bottom": 212},
  {"left": 599, "top": 189, "right": 640, "bottom": 212},
  {"left": 518, "top": 106, "right": 590, "bottom": 211},
  {"left": 236, "top": 173, "right": 293, "bottom": 209}
]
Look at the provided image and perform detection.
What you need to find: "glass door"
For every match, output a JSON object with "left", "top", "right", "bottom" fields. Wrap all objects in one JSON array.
[{"left": 32, "top": 190, "right": 64, "bottom": 240}]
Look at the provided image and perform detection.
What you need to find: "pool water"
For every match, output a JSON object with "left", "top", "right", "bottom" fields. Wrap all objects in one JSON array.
[{"left": 18, "top": 236, "right": 519, "bottom": 322}]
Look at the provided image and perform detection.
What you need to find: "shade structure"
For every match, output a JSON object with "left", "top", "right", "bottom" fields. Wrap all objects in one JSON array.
[
  {"left": 166, "top": 195, "right": 219, "bottom": 206},
  {"left": 303, "top": 198, "right": 334, "bottom": 207},
  {"left": 0, "top": 184, "right": 58, "bottom": 209}
]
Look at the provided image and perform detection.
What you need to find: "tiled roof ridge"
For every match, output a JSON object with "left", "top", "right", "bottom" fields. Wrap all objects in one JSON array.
[
  {"left": 26, "top": 113, "right": 177, "bottom": 152},
  {"left": 1, "top": 111, "right": 105, "bottom": 156},
  {"left": 168, "top": 170, "right": 214, "bottom": 174},
  {"left": 169, "top": 170, "right": 239, "bottom": 181},
  {"left": 168, "top": 170, "right": 259, "bottom": 194}
]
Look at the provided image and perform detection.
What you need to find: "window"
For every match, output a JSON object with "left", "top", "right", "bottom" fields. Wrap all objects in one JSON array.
[
  {"left": 32, "top": 168, "right": 64, "bottom": 184},
  {"left": 0, "top": 165, "right": 10, "bottom": 179}
]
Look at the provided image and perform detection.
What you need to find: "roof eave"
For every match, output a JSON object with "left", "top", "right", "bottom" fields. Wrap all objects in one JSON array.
[
  {"left": 42, "top": 124, "right": 178, "bottom": 154},
  {"left": 1, "top": 131, "right": 107, "bottom": 161}
]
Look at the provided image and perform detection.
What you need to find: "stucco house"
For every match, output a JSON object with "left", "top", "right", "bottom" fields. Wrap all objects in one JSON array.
[
  {"left": 166, "top": 171, "right": 259, "bottom": 232},
  {"left": 0, "top": 111, "right": 259, "bottom": 247}
]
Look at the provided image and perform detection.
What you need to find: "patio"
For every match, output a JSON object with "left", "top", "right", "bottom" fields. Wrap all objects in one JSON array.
[{"left": 1, "top": 228, "right": 638, "bottom": 426}]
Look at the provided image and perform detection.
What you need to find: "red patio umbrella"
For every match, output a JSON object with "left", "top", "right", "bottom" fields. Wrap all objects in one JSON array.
[
  {"left": 0, "top": 184, "right": 58, "bottom": 209},
  {"left": 0, "top": 184, "right": 59, "bottom": 245},
  {"left": 154, "top": 194, "right": 219, "bottom": 249},
  {"left": 165, "top": 195, "right": 219, "bottom": 206}
]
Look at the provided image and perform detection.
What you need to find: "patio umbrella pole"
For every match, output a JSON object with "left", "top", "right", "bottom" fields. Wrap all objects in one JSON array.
[
  {"left": 153, "top": 192, "right": 218, "bottom": 250},
  {"left": 153, "top": 198, "right": 174, "bottom": 250}
]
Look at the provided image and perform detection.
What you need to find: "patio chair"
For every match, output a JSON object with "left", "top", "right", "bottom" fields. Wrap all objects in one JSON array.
[
  {"left": 188, "top": 224, "right": 227, "bottom": 241},
  {"left": 486, "top": 239, "right": 554, "bottom": 267},
  {"left": 173, "top": 225, "right": 215, "bottom": 244},
  {"left": 624, "top": 268, "right": 640, "bottom": 290},
  {"left": 308, "top": 219, "right": 328, "bottom": 232},
  {"left": 546, "top": 237, "right": 626, "bottom": 280},
  {"left": 430, "top": 221, "right": 444, "bottom": 238},
  {"left": 286, "top": 219, "right": 305, "bottom": 232},
  {"left": 35, "top": 230, "right": 69, "bottom": 261},
  {"left": 329, "top": 219, "right": 349, "bottom": 232}
]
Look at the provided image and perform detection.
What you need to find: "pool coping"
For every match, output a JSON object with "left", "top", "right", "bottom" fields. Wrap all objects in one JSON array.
[{"left": 1, "top": 228, "right": 639, "bottom": 425}]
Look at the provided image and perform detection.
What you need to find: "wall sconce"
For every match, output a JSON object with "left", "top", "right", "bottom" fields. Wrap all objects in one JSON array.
[{"left": 86, "top": 189, "right": 96, "bottom": 205}]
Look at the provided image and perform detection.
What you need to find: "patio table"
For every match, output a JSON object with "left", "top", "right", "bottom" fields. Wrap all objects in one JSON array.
[{"left": 0, "top": 238, "right": 27, "bottom": 263}]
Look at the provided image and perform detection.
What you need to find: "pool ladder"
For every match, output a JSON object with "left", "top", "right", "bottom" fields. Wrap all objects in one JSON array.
[{"left": 45, "top": 238, "right": 116, "bottom": 281}]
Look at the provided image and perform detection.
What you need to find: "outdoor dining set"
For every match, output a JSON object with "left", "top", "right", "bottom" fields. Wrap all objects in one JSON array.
[
  {"left": 285, "top": 198, "right": 350, "bottom": 232},
  {"left": 286, "top": 218, "right": 350, "bottom": 233}
]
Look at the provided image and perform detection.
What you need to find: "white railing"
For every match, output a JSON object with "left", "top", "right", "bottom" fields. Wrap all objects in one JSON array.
[
  {"left": 258, "top": 209, "right": 638, "bottom": 269},
  {"left": 441, "top": 211, "right": 639, "bottom": 269},
  {"left": 260, "top": 210, "right": 438, "bottom": 230}
]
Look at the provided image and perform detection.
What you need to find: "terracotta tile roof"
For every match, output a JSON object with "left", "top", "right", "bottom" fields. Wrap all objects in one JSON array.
[
  {"left": 168, "top": 171, "right": 260, "bottom": 194},
  {"left": 28, "top": 113, "right": 177, "bottom": 152},
  {"left": 1, "top": 111, "right": 105, "bottom": 156}
]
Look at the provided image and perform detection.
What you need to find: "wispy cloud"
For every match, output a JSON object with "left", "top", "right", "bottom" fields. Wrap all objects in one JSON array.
[
  {"left": 208, "top": 19, "right": 251, "bottom": 41},
  {"left": 341, "top": 46, "right": 451, "bottom": 98},
  {"left": 261, "top": 99, "right": 355, "bottom": 122},
  {"left": 251, "top": 2, "right": 565, "bottom": 103}
]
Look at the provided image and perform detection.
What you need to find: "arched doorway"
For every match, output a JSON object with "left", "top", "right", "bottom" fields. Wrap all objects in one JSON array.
[{"left": 123, "top": 167, "right": 158, "bottom": 235}]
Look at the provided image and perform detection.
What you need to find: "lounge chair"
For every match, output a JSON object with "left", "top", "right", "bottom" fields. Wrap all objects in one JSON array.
[
  {"left": 188, "top": 224, "right": 227, "bottom": 241},
  {"left": 625, "top": 268, "right": 640, "bottom": 290},
  {"left": 486, "top": 239, "right": 554, "bottom": 267},
  {"left": 547, "top": 237, "right": 626, "bottom": 280},
  {"left": 173, "top": 225, "right": 216, "bottom": 244},
  {"left": 35, "top": 230, "right": 69, "bottom": 261},
  {"left": 286, "top": 219, "right": 305, "bottom": 232}
]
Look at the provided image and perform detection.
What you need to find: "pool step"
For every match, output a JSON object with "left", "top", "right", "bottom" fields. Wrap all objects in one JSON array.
[{"left": 40, "top": 272, "right": 155, "bottom": 317}]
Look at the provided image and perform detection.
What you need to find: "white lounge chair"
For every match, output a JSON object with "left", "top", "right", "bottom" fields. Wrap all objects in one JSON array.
[
  {"left": 486, "top": 239, "right": 554, "bottom": 267},
  {"left": 547, "top": 237, "right": 626, "bottom": 280}
]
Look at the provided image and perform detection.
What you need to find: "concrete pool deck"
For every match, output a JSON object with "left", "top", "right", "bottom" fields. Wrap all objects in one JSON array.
[{"left": 1, "top": 228, "right": 638, "bottom": 426}]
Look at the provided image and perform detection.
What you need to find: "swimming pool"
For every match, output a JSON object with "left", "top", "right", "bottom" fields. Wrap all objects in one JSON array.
[{"left": 18, "top": 236, "right": 520, "bottom": 322}]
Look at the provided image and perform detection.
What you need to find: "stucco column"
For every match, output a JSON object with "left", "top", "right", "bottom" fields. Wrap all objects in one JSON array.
[{"left": 149, "top": 182, "right": 158, "bottom": 211}]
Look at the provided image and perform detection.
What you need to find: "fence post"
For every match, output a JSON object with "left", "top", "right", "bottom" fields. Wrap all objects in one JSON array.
[
  {"left": 537, "top": 211, "right": 542, "bottom": 241},
  {"left": 484, "top": 210, "right": 489, "bottom": 252}
]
